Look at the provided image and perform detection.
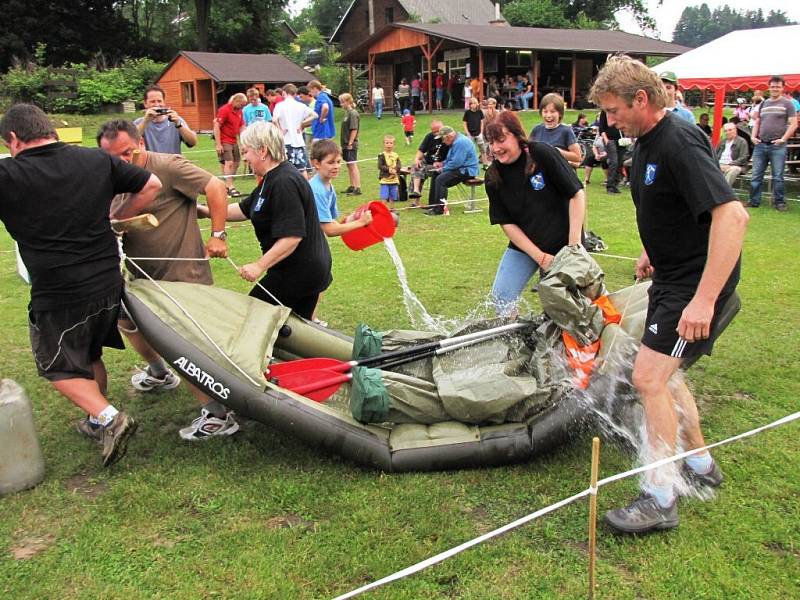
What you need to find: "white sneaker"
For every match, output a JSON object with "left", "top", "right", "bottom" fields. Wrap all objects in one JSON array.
[
  {"left": 179, "top": 409, "right": 240, "bottom": 441},
  {"left": 131, "top": 366, "right": 181, "bottom": 392}
]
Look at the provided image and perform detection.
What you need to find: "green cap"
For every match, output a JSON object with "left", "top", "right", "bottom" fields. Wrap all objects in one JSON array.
[
  {"left": 439, "top": 126, "right": 455, "bottom": 136},
  {"left": 659, "top": 71, "right": 678, "bottom": 85}
]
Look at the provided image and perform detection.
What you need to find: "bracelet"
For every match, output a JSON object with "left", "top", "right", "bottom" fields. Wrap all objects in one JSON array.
[{"left": 175, "top": 123, "right": 182, "bottom": 129}]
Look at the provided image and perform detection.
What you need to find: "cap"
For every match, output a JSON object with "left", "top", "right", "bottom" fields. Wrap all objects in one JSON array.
[
  {"left": 736, "top": 98, "right": 745, "bottom": 104},
  {"left": 439, "top": 126, "right": 455, "bottom": 136},
  {"left": 659, "top": 71, "right": 678, "bottom": 85},
  {"left": 403, "top": 109, "right": 411, "bottom": 115}
]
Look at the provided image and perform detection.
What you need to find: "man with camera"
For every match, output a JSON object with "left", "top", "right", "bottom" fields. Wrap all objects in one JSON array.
[{"left": 134, "top": 85, "right": 198, "bottom": 154}]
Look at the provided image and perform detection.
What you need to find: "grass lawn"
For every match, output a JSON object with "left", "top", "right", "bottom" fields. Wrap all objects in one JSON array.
[{"left": 1, "top": 108, "right": 799, "bottom": 599}]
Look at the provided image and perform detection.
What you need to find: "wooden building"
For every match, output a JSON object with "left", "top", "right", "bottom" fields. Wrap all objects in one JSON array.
[
  {"left": 339, "top": 23, "right": 690, "bottom": 112},
  {"left": 330, "top": 0, "right": 500, "bottom": 55},
  {"left": 155, "top": 51, "right": 312, "bottom": 131}
]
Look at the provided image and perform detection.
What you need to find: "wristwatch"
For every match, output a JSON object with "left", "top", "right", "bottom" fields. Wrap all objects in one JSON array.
[
  {"left": 211, "top": 230, "right": 227, "bottom": 241},
  {"left": 175, "top": 122, "right": 183, "bottom": 129}
]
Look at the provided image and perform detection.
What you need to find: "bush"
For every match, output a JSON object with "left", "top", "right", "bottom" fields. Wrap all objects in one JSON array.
[{"left": 1, "top": 57, "right": 164, "bottom": 114}]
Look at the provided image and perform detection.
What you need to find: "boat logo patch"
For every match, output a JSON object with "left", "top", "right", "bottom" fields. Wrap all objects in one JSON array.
[
  {"left": 173, "top": 356, "right": 231, "bottom": 400},
  {"left": 530, "top": 173, "right": 546, "bottom": 191},
  {"left": 644, "top": 163, "right": 658, "bottom": 186}
]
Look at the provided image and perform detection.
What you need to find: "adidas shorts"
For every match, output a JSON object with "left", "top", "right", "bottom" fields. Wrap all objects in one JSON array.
[{"left": 640, "top": 285, "right": 733, "bottom": 362}]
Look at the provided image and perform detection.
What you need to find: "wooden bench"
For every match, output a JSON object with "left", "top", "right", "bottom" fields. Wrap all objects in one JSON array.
[{"left": 56, "top": 127, "right": 83, "bottom": 145}]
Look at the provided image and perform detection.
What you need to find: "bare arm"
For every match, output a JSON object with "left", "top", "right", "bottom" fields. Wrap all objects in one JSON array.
[
  {"left": 301, "top": 109, "right": 318, "bottom": 131},
  {"left": 567, "top": 189, "right": 585, "bottom": 246},
  {"left": 319, "top": 103, "right": 329, "bottom": 123},
  {"left": 203, "top": 177, "right": 230, "bottom": 257},
  {"left": 196, "top": 199, "right": 249, "bottom": 222},
  {"left": 110, "top": 174, "right": 162, "bottom": 220},
  {"left": 168, "top": 111, "right": 197, "bottom": 147},
  {"left": 678, "top": 201, "right": 749, "bottom": 342},
  {"left": 321, "top": 211, "right": 372, "bottom": 237},
  {"left": 777, "top": 115, "right": 798, "bottom": 144},
  {"left": 213, "top": 120, "right": 223, "bottom": 152},
  {"left": 559, "top": 142, "right": 583, "bottom": 165},
  {"left": 750, "top": 111, "right": 761, "bottom": 142},
  {"left": 239, "top": 237, "right": 302, "bottom": 282}
]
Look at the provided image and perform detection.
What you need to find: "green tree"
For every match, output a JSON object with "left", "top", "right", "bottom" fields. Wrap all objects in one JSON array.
[
  {"left": 673, "top": 3, "right": 795, "bottom": 47},
  {"left": 503, "top": 0, "right": 570, "bottom": 28},
  {"left": 501, "top": 0, "right": 654, "bottom": 31}
]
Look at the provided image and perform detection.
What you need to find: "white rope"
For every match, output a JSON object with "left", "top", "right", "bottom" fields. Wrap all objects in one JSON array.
[
  {"left": 332, "top": 410, "right": 800, "bottom": 599},
  {"left": 224, "top": 256, "right": 285, "bottom": 307},
  {"left": 590, "top": 253, "right": 638, "bottom": 262},
  {"left": 124, "top": 255, "right": 263, "bottom": 388},
  {"left": 125, "top": 256, "right": 210, "bottom": 262}
]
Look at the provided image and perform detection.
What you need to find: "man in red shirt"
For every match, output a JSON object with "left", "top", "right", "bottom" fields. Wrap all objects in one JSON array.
[{"left": 214, "top": 93, "right": 247, "bottom": 196}]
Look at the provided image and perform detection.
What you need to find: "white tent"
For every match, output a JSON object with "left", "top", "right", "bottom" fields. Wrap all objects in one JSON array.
[{"left": 654, "top": 25, "right": 800, "bottom": 144}]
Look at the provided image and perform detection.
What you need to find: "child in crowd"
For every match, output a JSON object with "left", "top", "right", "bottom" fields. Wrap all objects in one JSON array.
[
  {"left": 463, "top": 97, "right": 489, "bottom": 164},
  {"left": 308, "top": 139, "right": 373, "bottom": 326},
  {"left": 378, "top": 135, "right": 402, "bottom": 211},
  {"left": 529, "top": 92, "right": 583, "bottom": 166},
  {"left": 401, "top": 109, "right": 416, "bottom": 145},
  {"left": 583, "top": 135, "right": 609, "bottom": 185}
]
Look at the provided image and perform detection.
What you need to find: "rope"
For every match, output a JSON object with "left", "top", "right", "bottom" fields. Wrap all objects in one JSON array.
[
  {"left": 123, "top": 255, "right": 262, "bottom": 388},
  {"left": 225, "top": 256, "right": 285, "bottom": 307},
  {"left": 332, "top": 410, "right": 800, "bottom": 599}
]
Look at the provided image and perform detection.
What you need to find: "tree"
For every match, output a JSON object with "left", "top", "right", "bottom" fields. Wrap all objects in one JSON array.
[
  {"left": 289, "top": 0, "right": 350, "bottom": 39},
  {"left": 502, "top": 0, "right": 654, "bottom": 31},
  {"left": 503, "top": 0, "right": 571, "bottom": 28},
  {"left": 673, "top": 3, "right": 795, "bottom": 48}
]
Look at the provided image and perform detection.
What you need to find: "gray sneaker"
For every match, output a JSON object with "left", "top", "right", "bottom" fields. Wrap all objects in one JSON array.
[
  {"left": 604, "top": 493, "right": 679, "bottom": 534},
  {"left": 131, "top": 366, "right": 180, "bottom": 393},
  {"left": 101, "top": 411, "right": 138, "bottom": 467},
  {"left": 682, "top": 460, "right": 724, "bottom": 489},
  {"left": 75, "top": 416, "right": 103, "bottom": 443}
]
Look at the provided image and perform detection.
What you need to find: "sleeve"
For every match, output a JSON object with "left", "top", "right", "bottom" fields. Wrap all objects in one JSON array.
[
  {"left": 170, "top": 156, "right": 213, "bottom": 200},
  {"left": 108, "top": 153, "right": 151, "bottom": 195},
  {"left": 377, "top": 154, "right": 389, "bottom": 178},
  {"left": 462, "top": 110, "right": 469, "bottom": 122},
  {"left": 562, "top": 125, "right": 577, "bottom": 146},
  {"left": 312, "top": 183, "right": 334, "bottom": 223},
  {"left": 264, "top": 106, "right": 273, "bottom": 121},
  {"left": 418, "top": 134, "right": 432, "bottom": 154},
  {"left": 670, "top": 127, "right": 736, "bottom": 221},
  {"left": 487, "top": 176, "right": 513, "bottom": 225},
  {"left": 268, "top": 176, "right": 308, "bottom": 238},
  {"left": 238, "top": 189, "right": 256, "bottom": 219},
  {"left": 352, "top": 111, "right": 360, "bottom": 132},
  {"left": 531, "top": 142, "right": 582, "bottom": 199}
]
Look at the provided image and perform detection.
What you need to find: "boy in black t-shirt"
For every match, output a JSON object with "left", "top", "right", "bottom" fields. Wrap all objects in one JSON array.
[
  {"left": 0, "top": 104, "right": 161, "bottom": 467},
  {"left": 590, "top": 57, "right": 749, "bottom": 535}
]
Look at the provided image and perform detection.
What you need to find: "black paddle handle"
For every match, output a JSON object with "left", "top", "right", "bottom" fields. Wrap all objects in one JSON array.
[{"left": 356, "top": 339, "right": 442, "bottom": 368}]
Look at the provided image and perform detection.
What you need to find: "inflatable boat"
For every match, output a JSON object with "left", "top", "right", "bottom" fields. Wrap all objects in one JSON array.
[{"left": 122, "top": 256, "right": 740, "bottom": 472}]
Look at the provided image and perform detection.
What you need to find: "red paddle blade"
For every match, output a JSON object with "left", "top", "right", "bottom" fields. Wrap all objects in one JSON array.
[
  {"left": 266, "top": 357, "right": 350, "bottom": 380},
  {"left": 274, "top": 369, "right": 352, "bottom": 402}
]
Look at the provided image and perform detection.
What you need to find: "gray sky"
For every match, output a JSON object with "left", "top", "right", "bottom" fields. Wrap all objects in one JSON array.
[{"left": 615, "top": 0, "right": 799, "bottom": 41}]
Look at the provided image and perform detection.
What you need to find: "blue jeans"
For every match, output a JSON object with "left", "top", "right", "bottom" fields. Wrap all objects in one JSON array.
[
  {"left": 374, "top": 99, "right": 383, "bottom": 119},
  {"left": 516, "top": 92, "right": 534, "bottom": 110},
  {"left": 750, "top": 142, "right": 787, "bottom": 205},
  {"left": 491, "top": 247, "right": 541, "bottom": 316}
]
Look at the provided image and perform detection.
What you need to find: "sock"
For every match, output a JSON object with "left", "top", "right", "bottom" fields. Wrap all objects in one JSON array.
[
  {"left": 97, "top": 405, "right": 119, "bottom": 427},
  {"left": 148, "top": 359, "right": 169, "bottom": 378},
  {"left": 685, "top": 452, "right": 714, "bottom": 474},
  {"left": 88, "top": 415, "right": 102, "bottom": 426},
  {"left": 645, "top": 484, "right": 676, "bottom": 508},
  {"left": 203, "top": 400, "right": 228, "bottom": 419}
]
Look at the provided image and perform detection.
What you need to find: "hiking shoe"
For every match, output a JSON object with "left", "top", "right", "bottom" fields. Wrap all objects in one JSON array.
[
  {"left": 131, "top": 366, "right": 181, "bottom": 393},
  {"left": 775, "top": 203, "right": 788, "bottom": 212},
  {"left": 347, "top": 187, "right": 362, "bottom": 196},
  {"left": 682, "top": 460, "right": 724, "bottom": 489},
  {"left": 604, "top": 493, "right": 679, "bottom": 534},
  {"left": 606, "top": 188, "right": 621, "bottom": 194},
  {"left": 178, "top": 409, "right": 239, "bottom": 441},
  {"left": 343, "top": 185, "right": 355, "bottom": 193},
  {"left": 746, "top": 201, "right": 760, "bottom": 208},
  {"left": 75, "top": 416, "right": 103, "bottom": 443},
  {"left": 101, "top": 411, "right": 138, "bottom": 467}
]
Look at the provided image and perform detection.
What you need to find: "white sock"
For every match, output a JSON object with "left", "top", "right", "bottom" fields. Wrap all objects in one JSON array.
[
  {"left": 685, "top": 452, "right": 714, "bottom": 474},
  {"left": 645, "top": 484, "right": 676, "bottom": 508},
  {"left": 88, "top": 415, "right": 102, "bottom": 425},
  {"left": 97, "top": 405, "right": 119, "bottom": 427}
]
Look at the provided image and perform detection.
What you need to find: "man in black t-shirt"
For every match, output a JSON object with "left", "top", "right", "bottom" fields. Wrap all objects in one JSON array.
[
  {"left": 590, "top": 57, "right": 749, "bottom": 534},
  {"left": 409, "top": 120, "right": 449, "bottom": 200},
  {"left": 0, "top": 104, "right": 161, "bottom": 467}
]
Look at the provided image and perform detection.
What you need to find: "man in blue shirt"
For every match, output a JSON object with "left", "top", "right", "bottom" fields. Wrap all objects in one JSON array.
[
  {"left": 309, "top": 80, "right": 335, "bottom": 141},
  {"left": 660, "top": 72, "right": 695, "bottom": 124},
  {"left": 242, "top": 88, "right": 271, "bottom": 126},
  {"left": 425, "top": 126, "right": 479, "bottom": 216}
]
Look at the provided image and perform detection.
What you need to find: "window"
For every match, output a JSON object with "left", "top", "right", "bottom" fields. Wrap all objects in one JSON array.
[
  {"left": 505, "top": 51, "right": 533, "bottom": 67},
  {"left": 385, "top": 7, "right": 394, "bottom": 23},
  {"left": 181, "top": 82, "right": 195, "bottom": 105}
]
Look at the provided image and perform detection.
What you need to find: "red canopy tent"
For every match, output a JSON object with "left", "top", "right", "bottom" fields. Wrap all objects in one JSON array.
[{"left": 653, "top": 25, "right": 800, "bottom": 146}]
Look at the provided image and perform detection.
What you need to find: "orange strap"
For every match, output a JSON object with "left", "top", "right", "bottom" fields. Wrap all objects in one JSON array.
[{"left": 562, "top": 295, "right": 622, "bottom": 389}]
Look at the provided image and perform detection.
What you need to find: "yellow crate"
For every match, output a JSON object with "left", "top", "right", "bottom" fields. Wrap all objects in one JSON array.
[{"left": 55, "top": 127, "right": 83, "bottom": 145}]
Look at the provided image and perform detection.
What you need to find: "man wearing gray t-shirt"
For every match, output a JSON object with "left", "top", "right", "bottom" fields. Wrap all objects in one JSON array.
[
  {"left": 134, "top": 85, "right": 198, "bottom": 154},
  {"left": 748, "top": 75, "right": 797, "bottom": 211}
]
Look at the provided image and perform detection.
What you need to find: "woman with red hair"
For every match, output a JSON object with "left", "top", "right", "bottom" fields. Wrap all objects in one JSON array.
[{"left": 484, "top": 111, "right": 586, "bottom": 316}]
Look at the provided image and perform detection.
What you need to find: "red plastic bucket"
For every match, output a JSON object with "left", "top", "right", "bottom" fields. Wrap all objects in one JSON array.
[{"left": 342, "top": 201, "right": 397, "bottom": 251}]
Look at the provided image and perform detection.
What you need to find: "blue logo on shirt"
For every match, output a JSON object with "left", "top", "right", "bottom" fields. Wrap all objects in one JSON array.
[
  {"left": 254, "top": 195, "right": 265, "bottom": 212},
  {"left": 644, "top": 163, "right": 658, "bottom": 186},
  {"left": 530, "top": 174, "right": 546, "bottom": 190}
]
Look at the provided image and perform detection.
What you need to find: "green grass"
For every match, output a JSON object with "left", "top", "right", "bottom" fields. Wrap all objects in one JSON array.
[{"left": 1, "top": 109, "right": 799, "bottom": 599}]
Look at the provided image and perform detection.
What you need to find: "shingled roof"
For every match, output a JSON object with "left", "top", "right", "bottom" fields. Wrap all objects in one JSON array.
[
  {"left": 340, "top": 23, "right": 690, "bottom": 63},
  {"left": 330, "top": 0, "right": 499, "bottom": 44},
  {"left": 166, "top": 51, "right": 311, "bottom": 84}
]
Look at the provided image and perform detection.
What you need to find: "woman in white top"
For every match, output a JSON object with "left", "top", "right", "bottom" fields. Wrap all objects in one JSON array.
[{"left": 372, "top": 83, "right": 385, "bottom": 120}]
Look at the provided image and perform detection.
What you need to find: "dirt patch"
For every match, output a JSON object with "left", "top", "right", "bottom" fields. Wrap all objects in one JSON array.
[
  {"left": 9, "top": 532, "right": 56, "bottom": 560},
  {"left": 764, "top": 541, "right": 800, "bottom": 559},
  {"left": 63, "top": 472, "right": 108, "bottom": 500},
  {"left": 265, "top": 514, "right": 317, "bottom": 531},
  {"left": 465, "top": 504, "right": 493, "bottom": 535}
]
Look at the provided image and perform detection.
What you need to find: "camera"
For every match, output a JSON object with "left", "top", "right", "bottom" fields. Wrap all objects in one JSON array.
[{"left": 154, "top": 107, "right": 171, "bottom": 115}]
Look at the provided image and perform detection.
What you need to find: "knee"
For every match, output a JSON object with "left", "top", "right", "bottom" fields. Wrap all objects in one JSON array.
[{"left": 631, "top": 367, "right": 666, "bottom": 398}]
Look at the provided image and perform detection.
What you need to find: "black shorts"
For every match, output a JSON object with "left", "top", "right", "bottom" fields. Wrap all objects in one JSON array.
[
  {"left": 28, "top": 289, "right": 125, "bottom": 381},
  {"left": 249, "top": 273, "right": 330, "bottom": 320},
  {"left": 342, "top": 148, "right": 358, "bottom": 163},
  {"left": 640, "top": 285, "right": 734, "bottom": 362},
  {"left": 404, "top": 131, "right": 414, "bottom": 138}
]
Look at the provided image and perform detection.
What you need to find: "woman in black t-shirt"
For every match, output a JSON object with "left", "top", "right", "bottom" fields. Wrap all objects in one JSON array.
[
  {"left": 484, "top": 111, "right": 585, "bottom": 316},
  {"left": 463, "top": 97, "right": 488, "bottom": 164},
  {"left": 213, "top": 122, "right": 332, "bottom": 319}
]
